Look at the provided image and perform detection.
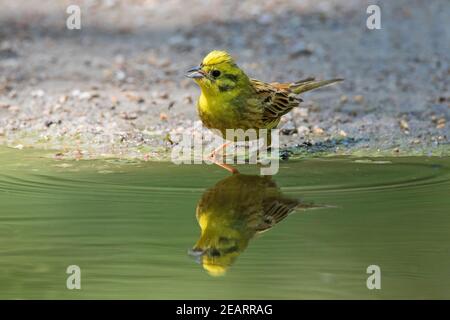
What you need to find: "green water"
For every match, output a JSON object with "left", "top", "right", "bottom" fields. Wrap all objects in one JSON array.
[{"left": 0, "top": 146, "right": 449, "bottom": 299}]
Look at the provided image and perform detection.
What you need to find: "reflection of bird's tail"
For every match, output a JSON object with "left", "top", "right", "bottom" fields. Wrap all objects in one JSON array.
[
  {"left": 290, "top": 78, "right": 343, "bottom": 94},
  {"left": 296, "top": 202, "right": 337, "bottom": 210}
]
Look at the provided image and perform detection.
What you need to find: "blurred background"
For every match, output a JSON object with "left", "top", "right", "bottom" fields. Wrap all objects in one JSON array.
[{"left": 0, "top": 0, "right": 449, "bottom": 158}]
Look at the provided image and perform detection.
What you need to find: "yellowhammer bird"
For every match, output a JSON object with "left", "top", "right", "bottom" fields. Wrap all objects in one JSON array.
[
  {"left": 186, "top": 50, "right": 342, "bottom": 174},
  {"left": 188, "top": 174, "right": 322, "bottom": 276}
]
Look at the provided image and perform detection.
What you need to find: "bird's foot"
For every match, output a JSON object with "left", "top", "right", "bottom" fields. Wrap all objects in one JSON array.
[
  {"left": 214, "top": 161, "right": 240, "bottom": 174},
  {"left": 206, "top": 142, "right": 239, "bottom": 174},
  {"left": 207, "top": 151, "right": 239, "bottom": 174}
]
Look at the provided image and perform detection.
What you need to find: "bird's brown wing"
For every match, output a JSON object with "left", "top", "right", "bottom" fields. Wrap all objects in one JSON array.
[
  {"left": 250, "top": 79, "right": 301, "bottom": 126},
  {"left": 255, "top": 197, "right": 299, "bottom": 233}
]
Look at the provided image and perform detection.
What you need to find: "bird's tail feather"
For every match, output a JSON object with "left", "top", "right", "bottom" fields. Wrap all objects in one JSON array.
[{"left": 290, "top": 78, "right": 343, "bottom": 94}]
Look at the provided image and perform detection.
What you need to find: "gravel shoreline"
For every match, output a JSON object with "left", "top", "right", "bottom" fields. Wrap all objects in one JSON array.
[{"left": 0, "top": 0, "right": 449, "bottom": 160}]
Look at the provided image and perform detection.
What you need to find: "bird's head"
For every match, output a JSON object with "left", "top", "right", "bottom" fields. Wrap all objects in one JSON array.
[
  {"left": 185, "top": 50, "right": 249, "bottom": 96},
  {"left": 189, "top": 224, "right": 250, "bottom": 277}
]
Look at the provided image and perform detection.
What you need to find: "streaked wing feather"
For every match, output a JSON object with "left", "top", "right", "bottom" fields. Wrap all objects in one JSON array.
[
  {"left": 250, "top": 79, "right": 301, "bottom": 125},
  {"left": 256, "top": 198, "right": 299, "bottom": 233}
]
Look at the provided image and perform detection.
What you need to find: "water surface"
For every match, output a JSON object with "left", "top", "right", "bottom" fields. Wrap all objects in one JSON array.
[{"left": 0, "top": 147, "right": 449, "bottom": 299}]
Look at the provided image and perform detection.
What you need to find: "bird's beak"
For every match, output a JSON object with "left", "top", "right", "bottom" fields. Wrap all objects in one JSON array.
[
  {"left": 188, "top": 247, "right": 205, "bottom": 264},
  {"left": 188, "top": 247, "right": 205, "bottom": 257},
  {"left": 185, "top": 66, "right": 205, "bottom": 79}
]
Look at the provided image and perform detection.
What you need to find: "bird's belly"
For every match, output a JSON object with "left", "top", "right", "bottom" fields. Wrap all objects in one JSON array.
[{"left": 198, "top": 114, "right": 272, "bottom": 144}]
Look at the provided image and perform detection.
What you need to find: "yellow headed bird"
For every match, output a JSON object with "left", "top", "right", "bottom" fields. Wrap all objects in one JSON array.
[
  {"left": 188, "top": 174, "right": 322, "bottom": 276},
  {"left": 186, "top": 50, "right": 342, "bottom": 173}
]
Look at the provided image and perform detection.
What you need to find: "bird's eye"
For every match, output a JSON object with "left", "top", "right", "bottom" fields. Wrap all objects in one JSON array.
[
  {"left": 211, "top": 70, "right": 221, "bottom": 78},
  {"left": 209, "top": 248, "right": 221, "bottom": 257}
]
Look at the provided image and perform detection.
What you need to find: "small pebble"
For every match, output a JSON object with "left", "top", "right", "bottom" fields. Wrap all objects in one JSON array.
[
  {"left": 289, "top": 42, "right": 314, "bottom": 57},
  {"left": 158, "top": 92, "right": 169, "bottom": 99},
  {"left": 125, "top": 91, "right": 145, "bottom": 103},
  {"left": 399, "top": 119, "right": 409, "bottom": 131},
  {"left": 8, "top": 105, "right": 19, "bottom": 113},
  {"left": 297, "top": 126, "right": 310, "bottom": 135},
  {"left": 312, "top": 127, "right": 324, "bottom": 135},
  {"left": 79, "top": 91, "right": 93, "bottom": 100},
  {"left": 110, "top": 96, "right": 119, "bottom": 105},
  {"left": 436, "top": 118, "right": 446, "bottom": 129},
  {"left": 353, "top": 95, "right": 364, "bottom": 104},
  {"left": 115, "top": 71, "right": 126, "bottom": 81},
  {"left": 120, "top": 112, "right": 138, "bottom": 120},
  {"left": 31, "top": 89, "right": 45, "bottom": 98},
  {"left": 293, "top": 107, "right": 308, "bottom": 118},
  {"left": 59, "top": 95, "right": 68, "bottom": 104},
  {"left": 184, "top": 95, "right": 193, "bottom": 104}
]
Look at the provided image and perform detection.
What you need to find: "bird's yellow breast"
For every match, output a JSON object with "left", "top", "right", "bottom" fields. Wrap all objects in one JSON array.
[
  {"left": 197, "top": 93, "right": 238, "bottom": 133},
  {"left": 197, "top": 92, "right": 265, "bottom": 135}
]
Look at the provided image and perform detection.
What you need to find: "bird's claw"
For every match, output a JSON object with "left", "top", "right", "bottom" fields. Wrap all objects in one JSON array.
[{"left": 207, "top": 151, "right": 239, "bottom": 174}]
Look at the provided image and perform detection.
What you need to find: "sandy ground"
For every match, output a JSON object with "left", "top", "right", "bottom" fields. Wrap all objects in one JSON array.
[{"left": 0, "top": 0, "right": 449, "bottom": 160}]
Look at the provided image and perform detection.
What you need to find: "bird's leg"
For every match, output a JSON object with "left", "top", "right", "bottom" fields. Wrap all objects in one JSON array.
[
  {"left": 208, "top": 142, "right": 229, "bottom": 160},
  {"left": 208, "top": 142, "right": 239, "bottom": 174},
  {"left": 212, "top": 160, "right": 240, "bottom": 174}
]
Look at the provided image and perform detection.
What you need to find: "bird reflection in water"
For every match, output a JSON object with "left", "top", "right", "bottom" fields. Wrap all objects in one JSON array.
[{"left": 189, "top": 174, "right": 324, "bottom": 276}]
